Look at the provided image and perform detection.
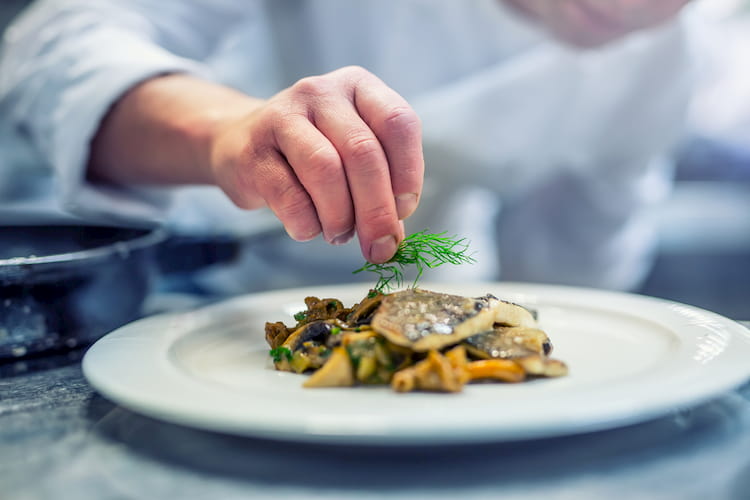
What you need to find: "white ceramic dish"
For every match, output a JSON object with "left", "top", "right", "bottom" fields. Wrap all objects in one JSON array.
[{"left": 82, "top": 282, "right": 750, "bottom": 445}]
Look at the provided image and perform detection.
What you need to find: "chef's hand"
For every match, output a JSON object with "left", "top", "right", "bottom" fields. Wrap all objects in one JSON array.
[
  {"left": 504, "top": 0, "right": 691, "bottom": 47},
  {"left": 210, "top": 66, "right": 423, "bottom": 263},
  {"left": 89, "top": 67, "right": 424, "bottom": 264}
]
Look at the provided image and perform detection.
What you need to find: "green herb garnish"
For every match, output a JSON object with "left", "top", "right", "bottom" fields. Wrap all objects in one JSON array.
[
  {"left": 330, "top": 326, "right": 341, "bottom": 335},
  {"left": 293, "top": 311, "right": 307, "bottom": 322},
  {"left": 269, "top": 346, "right": 293, "bottom": 362},
  {"left": 353, "top": 229, "right": 476, "bottom": 293}
]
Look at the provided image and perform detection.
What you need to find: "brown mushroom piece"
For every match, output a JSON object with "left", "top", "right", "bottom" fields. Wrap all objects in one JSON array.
[
  {"left": 281, "top": 321, "right": 336, "bottom": 352},
  {"left": 346, "top": 291, "right": 384, "bottom": 325},
  {"left": 265, "top": 321, "right": 292, "bottom": 349},
  {"left": 300, "top": 297, "right": 349, "bottom": 323}
]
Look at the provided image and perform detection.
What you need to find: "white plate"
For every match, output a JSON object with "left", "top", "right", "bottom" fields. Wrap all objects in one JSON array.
[{"left": 82, "top": 282, "right": 750, "bottom": 445}]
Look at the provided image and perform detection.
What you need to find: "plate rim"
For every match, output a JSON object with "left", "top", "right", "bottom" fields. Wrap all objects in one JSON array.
[{"left": 82, "top": 281, "right": 750, "bottom": 445}]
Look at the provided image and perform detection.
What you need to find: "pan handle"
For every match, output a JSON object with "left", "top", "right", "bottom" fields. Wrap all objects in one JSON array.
[{"left": 154, "top": 234, "right": 241, "bottom": 274}]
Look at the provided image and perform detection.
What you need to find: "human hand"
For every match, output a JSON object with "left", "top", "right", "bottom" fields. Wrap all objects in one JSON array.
[
  {"left": 209, "top": 66, "right": 424, "bottom": 264},
  {"left": 504, "top": 0, "right": 691, "bottom": 47}
]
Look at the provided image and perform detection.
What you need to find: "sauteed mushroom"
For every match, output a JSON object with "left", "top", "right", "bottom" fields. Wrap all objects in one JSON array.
[{"left": 266, "top": 288, "right": 568, "bottom": 392}]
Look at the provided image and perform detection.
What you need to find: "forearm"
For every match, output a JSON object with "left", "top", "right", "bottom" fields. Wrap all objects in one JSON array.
[{"left": 88, "top": 73, "right": 262, "bottom": 186}]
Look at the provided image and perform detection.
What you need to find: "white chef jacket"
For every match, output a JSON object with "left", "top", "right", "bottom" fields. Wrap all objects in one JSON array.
[{"left": 0, "top": 0, "right": 695, "bottom": 292}]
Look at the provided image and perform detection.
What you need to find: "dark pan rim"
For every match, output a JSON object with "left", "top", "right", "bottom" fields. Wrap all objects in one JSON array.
[{"left": 0, "top": 226, "right": 168, "bottom": 267}]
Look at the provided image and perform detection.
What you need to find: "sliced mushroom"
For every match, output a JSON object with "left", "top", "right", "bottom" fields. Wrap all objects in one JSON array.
[
  {"left": 303, "top": 346, "right": 354, "bottom": 388},
  {"left": 465, "top": 359, "right": 526, "bottom": 383},
  {"left": 281, "top": 321, "right": 335, "bottom": 351},
  {"left": 346, "top": 291, "right": 384, "bottom": 325},
  {"left": 391, "top": 348, "right": 469, "bottom": 393}
]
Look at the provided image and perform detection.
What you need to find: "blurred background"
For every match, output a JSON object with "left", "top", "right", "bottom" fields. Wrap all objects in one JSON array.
[
  {"left": 636, "top": 0, "right": 750, "bottom": 320},
  {"left": 1, "top": 0, "right": 748, "bottom": 320}
]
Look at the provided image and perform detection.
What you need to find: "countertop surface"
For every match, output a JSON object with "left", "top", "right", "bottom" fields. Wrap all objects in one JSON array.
[{"left": 2, "top": 323, "right": 750, "bottom": 500}]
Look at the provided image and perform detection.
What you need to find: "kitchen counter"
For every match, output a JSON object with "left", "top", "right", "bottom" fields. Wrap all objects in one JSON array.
[{"left": 1, "top": 324, "right": 750, "bottom": 500}]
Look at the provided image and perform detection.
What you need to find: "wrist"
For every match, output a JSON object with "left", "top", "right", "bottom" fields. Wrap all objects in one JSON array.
[
  {"left": 163, "top": 76, "right": 262, "bottom": 186},
  {"left": 89, "top": 73, "right": 263, "bottom": 187}
]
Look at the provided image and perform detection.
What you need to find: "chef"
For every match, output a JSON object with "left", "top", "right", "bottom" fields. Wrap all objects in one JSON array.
[{"left": 0, "top": 0, "right": 694, "bottom": 293}]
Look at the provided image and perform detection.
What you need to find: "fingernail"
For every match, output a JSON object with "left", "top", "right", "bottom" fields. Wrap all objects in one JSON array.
[
  {"left": 331, "top": 227, "right": 355, "bottom": 245},
  {"left": 286, "top": 226, "right": 319, "bottom": 242},
  {"left": 370, "top": 234, "right": 397, "bottom": 263},
  {"left": 396, "top": 193, "right": 418, "bottom": 219}
]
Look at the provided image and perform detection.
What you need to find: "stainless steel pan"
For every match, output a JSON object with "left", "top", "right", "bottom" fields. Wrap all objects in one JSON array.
[{"left": 0, "top": 225, "right": 168, "bottom": 359}]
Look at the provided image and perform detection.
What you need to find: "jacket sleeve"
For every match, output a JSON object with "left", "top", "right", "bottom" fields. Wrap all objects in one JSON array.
[
  {"left": 0, "top": 0, "right": 252, "bottom": 225},
  {"left": 405, "top": 4, "right": 694, "bottom": 290}
]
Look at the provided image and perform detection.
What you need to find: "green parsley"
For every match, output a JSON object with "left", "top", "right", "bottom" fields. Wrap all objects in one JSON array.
[
  {"left": 293, "top": 311, "right": 307, "bottom": 322},
  {"left": 269, "top": 346, "right": 293, "bottom": 363},
  {"left": 353, "top": 230, "right": 476, "bottom": 293},
  {"left": 330, "top": 326, "right": 342, "bottom": 335}
]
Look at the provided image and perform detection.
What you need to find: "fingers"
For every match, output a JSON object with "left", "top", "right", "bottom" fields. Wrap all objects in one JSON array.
[
  {"left": 273, "top": 114, "right": 356, "bottom": 245},
  {"left": 313, "top": 99, "right": 401, "bottom": 262},
  {"left": 354, "top": 78, "right": 424, "bottom": 221},
  {"left": 308, "top": 70, "right": 417, "bottom": 263},
  {"left": 250, "top": 145, "right": 322, "bottom": 242}
]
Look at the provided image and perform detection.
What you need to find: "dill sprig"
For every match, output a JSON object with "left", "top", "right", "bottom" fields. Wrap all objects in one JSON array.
[{"left": 353, "top": 230, "right": 476, "bottom": 293}]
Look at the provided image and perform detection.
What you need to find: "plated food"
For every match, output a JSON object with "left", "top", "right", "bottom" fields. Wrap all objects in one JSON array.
[{"left": 265, "top": 288, "right": 567, "bottom": 392}]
